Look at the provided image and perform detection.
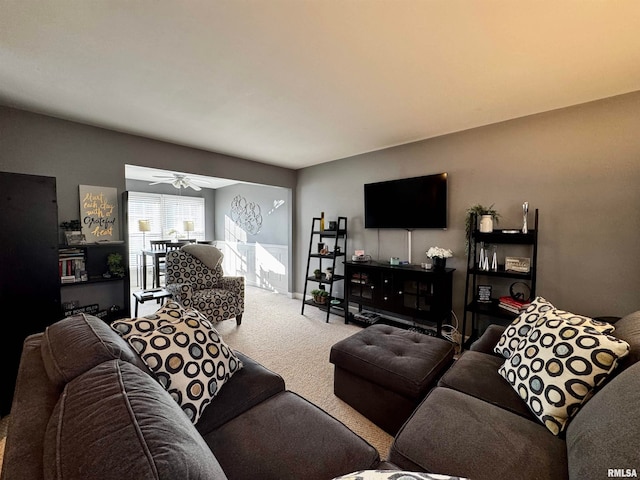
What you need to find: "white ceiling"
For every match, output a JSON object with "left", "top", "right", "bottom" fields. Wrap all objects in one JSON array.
[{"left": 1, "top": 1, "right": 640, "bottom": 170}]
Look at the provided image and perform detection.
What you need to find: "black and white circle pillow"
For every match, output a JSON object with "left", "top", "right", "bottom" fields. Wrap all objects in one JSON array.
[
  {"left": 494, "top": 297, "right": 615, "bottom": 358},
  {"left": 121, "top": 306, "right": 243, "bottom": 423},
  {"left": 498, "top": 316, "right": 629, "bottom": 435}
]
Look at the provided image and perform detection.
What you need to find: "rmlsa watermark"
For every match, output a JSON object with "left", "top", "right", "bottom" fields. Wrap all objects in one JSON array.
[{"left": 608, "top": 469, "right": 638, "bottom": 478}]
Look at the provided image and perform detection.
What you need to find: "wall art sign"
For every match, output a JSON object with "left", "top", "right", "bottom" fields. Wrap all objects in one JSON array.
[{"left": 79, "top": 185, "right": 119, "bottom": 242}]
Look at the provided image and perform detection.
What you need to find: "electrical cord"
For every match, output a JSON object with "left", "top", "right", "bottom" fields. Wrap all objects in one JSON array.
[{"left": 441, "top": 310, "right": 462, "bottom": 350}]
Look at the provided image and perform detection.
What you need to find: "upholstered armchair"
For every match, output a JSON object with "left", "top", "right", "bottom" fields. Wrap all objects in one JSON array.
[{"left": 165, "top": 245, "right": 244, "bottom": 326}]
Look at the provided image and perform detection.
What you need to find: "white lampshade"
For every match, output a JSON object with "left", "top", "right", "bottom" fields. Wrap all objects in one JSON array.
[
  {"left": 183, "top": 220, "right": 194, "bottom": 232},
  {"left": 138, "top": 219, "right": 151, "bottom": 232}
]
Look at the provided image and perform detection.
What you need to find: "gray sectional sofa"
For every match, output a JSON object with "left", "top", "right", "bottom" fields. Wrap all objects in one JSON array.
[
  {"left": 388, "top": 310, "right": 640, "bottom": 480},
  {"left": 3, "top": 308, "right": 639, "bottom": 480},
  {"left": 1, "top": 313, "right": 379, "bottom": 480}
]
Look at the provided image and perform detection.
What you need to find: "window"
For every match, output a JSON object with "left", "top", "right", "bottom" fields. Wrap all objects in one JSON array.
[{"left": 127, "top": 192, "right": 206, "bottom": 280}]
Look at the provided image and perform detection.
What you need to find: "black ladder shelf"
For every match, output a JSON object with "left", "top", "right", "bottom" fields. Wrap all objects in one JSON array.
[
  {"left": 462, "top": 209, "right": 539, "bottom": 349},
  {"left": 301, "top": 216, "right": 348, "bottom": 322}
]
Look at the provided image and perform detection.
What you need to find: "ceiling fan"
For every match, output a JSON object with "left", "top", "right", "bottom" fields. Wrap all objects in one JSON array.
[{"left": 149, "top": 173, "right": 210, "bottom": 191}]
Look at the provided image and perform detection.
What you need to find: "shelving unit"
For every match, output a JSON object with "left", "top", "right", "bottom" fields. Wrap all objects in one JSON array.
[
  {"left": 59, "top": 242, "right": 131, "bottom": 322},
  {"left": 301, "top": 216, "right": 348, "bottom": 322},
  {"left": 462, "top": 209, "right": 539, "bottom": 349}
]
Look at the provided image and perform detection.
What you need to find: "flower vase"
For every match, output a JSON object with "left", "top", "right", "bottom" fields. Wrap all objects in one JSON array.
[{"left": 432, "top": 257, "right": 447, "bottom": 270}]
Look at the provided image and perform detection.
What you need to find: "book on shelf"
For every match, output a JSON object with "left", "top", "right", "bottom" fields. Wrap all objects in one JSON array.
[{"left": 498, "top": 295, "right": 530, "bottom": 314}]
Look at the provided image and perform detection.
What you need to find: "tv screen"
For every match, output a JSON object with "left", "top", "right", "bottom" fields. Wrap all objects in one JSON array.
[{"left": 364, "top": 173, "right": 447, "bottom": 229}]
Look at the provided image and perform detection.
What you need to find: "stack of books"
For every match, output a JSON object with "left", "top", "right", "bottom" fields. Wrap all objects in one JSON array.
[{"left": 498, "top": 296, "right": 531, "bottom": 314}]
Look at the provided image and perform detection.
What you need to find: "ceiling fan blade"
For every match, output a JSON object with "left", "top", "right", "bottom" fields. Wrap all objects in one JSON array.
[
  {"left": 188, "top": 184, "right": 202, "bottom": 191},
  {"left": 149, "top": 180, "right": 171, "bottom": 185}
]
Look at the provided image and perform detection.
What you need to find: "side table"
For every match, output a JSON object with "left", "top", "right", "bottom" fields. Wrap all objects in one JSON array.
[{"left": 132, "top": 288, "right": 172, "bottom": 317}]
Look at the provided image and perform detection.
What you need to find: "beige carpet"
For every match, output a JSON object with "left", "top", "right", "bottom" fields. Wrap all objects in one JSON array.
[
  {"left": 0, "top": 286, "right": 394, "bottom": 473},
  {"left": 213, "top": 286, "right": 395, "bottom": 459}
]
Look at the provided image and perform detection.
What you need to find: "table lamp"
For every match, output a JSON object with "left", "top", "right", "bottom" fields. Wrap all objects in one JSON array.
[
  {"left": 183, "top": 220, "right": 194, "bottom": 239},
  {"left": 138, "top": 219, "right": 151, "bottom": 249}
]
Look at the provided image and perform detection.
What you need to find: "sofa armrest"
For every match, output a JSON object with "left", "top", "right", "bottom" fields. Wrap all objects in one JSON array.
[
  {"left": 165, "top": 282, "right": 194, "bottom": 308},
  {"left": 469, "top": 324, "right": 506, "bottom": 355},
  {"left": 219, "top": 276, "right": 245, "bottom": 299}
]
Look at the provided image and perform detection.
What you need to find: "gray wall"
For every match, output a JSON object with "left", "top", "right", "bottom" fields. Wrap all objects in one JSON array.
[
  {"left": 0, "top": 106, "right": 296, "bottom": 293},
  {"left": 296, "top": 91, "right": 640, "bottom": 321},
  {"left": 0, "top": 106, "right": 297, "bottom": 229},
  {"left": 214, "top": 183, "right": 290, "bottom": 246}
]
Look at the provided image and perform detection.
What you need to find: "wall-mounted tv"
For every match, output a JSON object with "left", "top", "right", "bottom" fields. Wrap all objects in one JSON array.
[{"left": 364, "top": 173, "right": 448, "bottom": 229}]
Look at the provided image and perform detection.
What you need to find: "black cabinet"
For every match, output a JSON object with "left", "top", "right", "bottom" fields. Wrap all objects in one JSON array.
[
  {"left": 301, "top": 216, "right": 348, "bottom": 322},
  {"left": 462, "top": 209, "right": 539, "bottom": 348},
  {"left": 344, "top": 260, "right": 454, "bottom": 336},
  {"left": 0, "top": 172, "right": 61, "bottom": 415}
]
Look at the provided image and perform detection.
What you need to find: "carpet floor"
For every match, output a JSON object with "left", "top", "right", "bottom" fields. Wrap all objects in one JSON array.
[{"left": 0, "top": 286, "right": 394, "bottom": 474}]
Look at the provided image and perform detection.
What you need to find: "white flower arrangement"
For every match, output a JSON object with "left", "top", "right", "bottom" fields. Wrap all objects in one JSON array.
[{"left": 426, "top": 246, "right": 454, "bottom": 259}]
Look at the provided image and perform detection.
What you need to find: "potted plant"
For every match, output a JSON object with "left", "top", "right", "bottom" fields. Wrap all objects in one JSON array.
[
  {"left": 465, "top": 204, "right": 501, "bottom": 252},
  {"left": 313, "top": 268, "right": 322, "bottom": 280},
  {"left": 426, "top": 246, "right": 453, "bottom": 270},
  {"left": 311, "top": 289, "right": 329, "bottom": 304},
  {"left": 106, "top": 252, "right": 125, "bottom": 278}
]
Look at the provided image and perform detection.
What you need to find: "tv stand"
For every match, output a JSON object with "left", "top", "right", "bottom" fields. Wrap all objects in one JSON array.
[{"left": 344, "top": 260, "right": 454, "bottom": 337}]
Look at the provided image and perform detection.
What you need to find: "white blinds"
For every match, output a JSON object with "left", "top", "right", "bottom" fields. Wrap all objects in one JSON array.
[{"left": 127, "top": 192, "right": 206, "bottom": 267}]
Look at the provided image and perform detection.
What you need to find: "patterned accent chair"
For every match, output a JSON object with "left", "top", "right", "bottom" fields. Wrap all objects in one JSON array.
[{"left": 165, "top": 246, "right": 244, "bottom": 326}]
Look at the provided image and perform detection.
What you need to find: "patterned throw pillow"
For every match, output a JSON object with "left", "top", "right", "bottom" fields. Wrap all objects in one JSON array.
[
  {"left": 498, "top": 316, "right": 629, "bottom": 435},
  {"left": 111, "top": 301, "right": 192, "bottom": 338},
  {"left": 332, "top": 471, "right": 469, "bottom": 480},
  {"left": 115, "top": 303, "right": 243, "bottom": 424},
  {"left": 494, "top": 297, "right": 615, "bottom": 358}
]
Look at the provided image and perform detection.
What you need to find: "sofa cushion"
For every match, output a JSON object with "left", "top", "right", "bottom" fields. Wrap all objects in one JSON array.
[
  {"left": 124, "top": 307, "right": 243, "bottom": 424},
  {"left": 333, "top": 471, "right": 469, "bottom": 480},
  {"left": 195, "top": 351, "right": 285, "bottom": 435},
  {"left": 43, "top": 360, "right": 227, "bottom": 480},
  {"left": 494, "top": 297, "right": 615, "bottom": 358},
  {"left": 498, "top": 317, "right": 629, "bottom": 435},
  {"left": 610, "top": 310, "right": 640, "bottom": 371},
  {"left": 566, "top": 361, "right": 640, "bottom": 480},
  {"left": 41, "top": 313, "right": 149, "bottom": 388},
  {"left": 437, "top": 350, "right": 535, "bottom": 420},
  {"left": 389, "top": 387, "right": 568, "bottom": 480},
  {"left": 204, "top": 391, "right": 380, "bottom": 480}
]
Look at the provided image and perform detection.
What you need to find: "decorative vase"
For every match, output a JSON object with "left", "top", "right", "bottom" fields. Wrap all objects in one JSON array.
[
  {"left": 479, "top": 215, "right": 494, "bottom": 233},
  {"left": 432, "top": 257, "right": 447, "bottom": 270}
]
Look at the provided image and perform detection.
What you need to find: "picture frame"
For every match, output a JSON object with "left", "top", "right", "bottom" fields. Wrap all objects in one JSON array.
[
  {"left": 477, "top": 284, "right": 492, "bottom": 303},
  {"left": 65, "top": 231, "right": 86, "bottom": 245}
]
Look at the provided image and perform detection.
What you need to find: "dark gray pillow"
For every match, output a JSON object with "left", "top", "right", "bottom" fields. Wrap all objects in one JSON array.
[
  {"left": 43, "top": 360, "right": 227, "bottom": 480},
  {"left": 41, "top": 314, "right": 150, "bottom": 388},
  {"left": 611, "top": 310, "right": 640, "bottom": 371}
]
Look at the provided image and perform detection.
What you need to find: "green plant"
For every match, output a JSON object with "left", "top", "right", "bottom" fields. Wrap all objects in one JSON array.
[
  {"left": 107, "top": 253, "right": 125, "bottom": 278},
  {"left": 313, "top": 268, "right": 322, "bottom": 278},
  {"left": 465, "top": 204, "right": 501, "bottom": 253},
  {"left": 310, "top": 289, "right": 329, "bottom": 303}
]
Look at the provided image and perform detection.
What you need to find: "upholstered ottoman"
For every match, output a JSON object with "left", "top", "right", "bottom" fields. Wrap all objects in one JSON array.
[{"left": 329, "top": 324, "right": 455, "bottom": 434}]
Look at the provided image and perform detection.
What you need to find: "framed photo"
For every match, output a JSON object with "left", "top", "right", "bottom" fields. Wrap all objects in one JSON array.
[
  {"left": 65, "top": 231, "right": 86, "bottom": 245},
  {"left": 477, "top": 284, "right": 492, "bottom": 303}
]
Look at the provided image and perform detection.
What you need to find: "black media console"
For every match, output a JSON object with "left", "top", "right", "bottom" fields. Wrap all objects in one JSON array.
[{"left": 343, "top": 260, "right": 454, "bottom": 337}]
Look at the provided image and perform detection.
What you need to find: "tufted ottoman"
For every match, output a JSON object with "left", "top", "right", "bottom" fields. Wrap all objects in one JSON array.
[{"left": 329, "top": 324, "right": 455, "bottom": 434}]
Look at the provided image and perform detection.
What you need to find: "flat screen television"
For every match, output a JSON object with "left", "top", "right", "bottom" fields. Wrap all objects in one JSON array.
[{"left": 364, "top": 173, "right": 448, "bottom": 229}]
